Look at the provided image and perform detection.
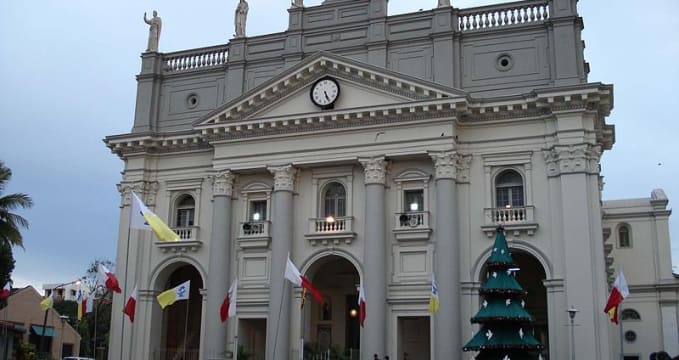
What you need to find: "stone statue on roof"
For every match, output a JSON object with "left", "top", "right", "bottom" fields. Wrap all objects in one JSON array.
[
  {"left": 234, "top": 0, "right": 249, "bottom": 38},
  {"left": 438, "top": 0, "right": 451, "bottom": 7},
  {"left": 143, "top": 10, "right": 162, "bottom": 52}
]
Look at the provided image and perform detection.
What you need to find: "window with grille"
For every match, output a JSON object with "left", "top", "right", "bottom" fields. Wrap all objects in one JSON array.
[
  {"left": 323, "top": 182, "right": 346, "bottom": 217},
  {"left": 495, "top": 170, "right": 525, "bottom": 207},
  {"left": 175, "top": 195, "right": 195, "bottom": 227},
  {"left": 618, "top": 225, "right": 631, "bottom": 248}
]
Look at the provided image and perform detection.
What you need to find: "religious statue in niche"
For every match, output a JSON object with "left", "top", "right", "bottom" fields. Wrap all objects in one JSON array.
[
  {"left": 143, "top": 10, "right": 162, "bottom": 52},
  {"left": 321, "top": 299, "right": 331, "bottom": 320},
  {"left": 234, "top": 0, "right": 249, "bottom": 38}
]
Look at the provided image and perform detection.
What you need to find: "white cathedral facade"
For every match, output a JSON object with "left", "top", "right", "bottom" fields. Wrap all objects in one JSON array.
[{"left": 105, "top": 0, "right": 678, "bottom": 359}]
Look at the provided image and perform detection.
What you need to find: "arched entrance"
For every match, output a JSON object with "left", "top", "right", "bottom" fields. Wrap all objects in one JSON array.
[
  {"left": 479, "top": 250, "right": 549, "bottom": 359},
  {"left": 303, "top": 255, "right": 361, "bottom": 359},
  {"left": 156, "top": 263, "right": 204, "bottom": 360}
]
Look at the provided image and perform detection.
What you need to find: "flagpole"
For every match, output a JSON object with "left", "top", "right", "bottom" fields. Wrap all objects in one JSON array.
[
  {"left": 119, "top": 192, "right": 138, "bottom": 360},
  {"left": 619, "top": 309, "right": 624, "bottom": 360},
  {"left": 300, "top": 288, "right": 307, "bottom": 360},
  {"left": 183, "top": 297, "right": 190, "bottom": 360},
  {"left": 93, "top": 291, "right": 98, "bottom": 358}
]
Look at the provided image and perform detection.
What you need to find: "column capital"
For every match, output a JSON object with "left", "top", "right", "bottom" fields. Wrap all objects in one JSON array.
[
  {"left": 543, "top": 144, "right": 601, "bottom": 177},
  {"left": 211, "top": 170, "right": 236, "bottom": 197},
  {"left": 429, "top": 151, "right": 472, "bottom": 182},
  {"left": 268, "top": 164, "right": 298, "bottom": 192},
  {"left": 116, "top": 180, "right": 159, "bottom": 207},
  {"left": 359, "top": 156, "right": 387, "bottom": 185}
]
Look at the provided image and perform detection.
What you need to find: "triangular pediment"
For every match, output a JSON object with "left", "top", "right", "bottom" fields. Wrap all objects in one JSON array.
[{"left": 195, "top": 52, "right": 467, "bottom": 128}]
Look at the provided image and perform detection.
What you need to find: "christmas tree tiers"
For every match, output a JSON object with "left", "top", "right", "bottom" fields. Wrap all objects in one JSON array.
[{"left": 463, "top": 226, "right": 543, "bottom": 360}]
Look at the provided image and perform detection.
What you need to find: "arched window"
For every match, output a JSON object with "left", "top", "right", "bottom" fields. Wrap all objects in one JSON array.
[
  {"left": 323, "top": 182, "right": 346, "bottom": 218},
  {"left": 495, "top": 170, "right": 524, "bottom": 207},
  {"left": 618, "top": 224, "right": 631, "bottom": 248},
  {"left": 621, "top": 309, "right": 641, "bottom": 321},
  {"left": 175, "top": 195, "right": 195, "bottom": 227}
]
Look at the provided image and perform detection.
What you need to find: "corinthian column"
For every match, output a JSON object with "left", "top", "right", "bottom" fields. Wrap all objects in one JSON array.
[
  {"left": 358, "top": 156, "right": 387, "bottom": 359},
  {"left": 265, "top": 165, "right": 297, "bottom": 360},
  {"left": 205, "top": 170, "right": 236, "bottom": 357},
  {"left": 430, "top": 151, "right": 461, "bottom": 358}
]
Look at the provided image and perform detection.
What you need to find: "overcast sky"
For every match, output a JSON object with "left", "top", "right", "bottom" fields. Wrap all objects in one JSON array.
[{"left": 1, "top": 0, "right": 677, "bottom": 290}]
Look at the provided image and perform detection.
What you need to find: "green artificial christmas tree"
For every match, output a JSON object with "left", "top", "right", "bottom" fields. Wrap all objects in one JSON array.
[{"left": 463, "top": 226, "right": 543, "bottom": 360}]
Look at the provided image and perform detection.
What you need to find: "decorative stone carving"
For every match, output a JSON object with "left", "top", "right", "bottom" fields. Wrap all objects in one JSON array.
[
  {"left": 234, "top": 0, "right": 249, "bottom": 38},
  {"left": 143, "top": 11, "right": 162, "bottom": 52},
  {"left": 268, "top": 165, "right": 297, "bottom": 192},
  {"left": 543, "top": 144, "right": 602, "bottom": 177},
  {"left": 430, "top": 151, "right": 472, "bottom": 182},
  {"left": 212, "top": 170, "right": 235, "bottom": 197},
  {"left": 359, "top": 157, "right": 387, "bottom": 185},
  {"left": 117, "top": 180, "right": 159, "bottom": 207}
]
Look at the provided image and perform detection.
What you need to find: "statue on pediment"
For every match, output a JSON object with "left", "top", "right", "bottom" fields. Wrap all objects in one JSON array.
[
  {"left": 234, "top": 0, "right": 249, "bottom": 38},
  {"left": 143, "top": 10, "right": 162, "bottom": 52},
  {"left": 292, "top": 0, "right": 303, "bottom": 7},
  {"left": 438, "top": 0, "right": 451, "bottom": 7}
]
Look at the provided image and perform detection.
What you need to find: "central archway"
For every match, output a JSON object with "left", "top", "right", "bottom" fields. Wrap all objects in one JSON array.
[{"left": 303, "top": 255, "right": 361, "bottom": 358}]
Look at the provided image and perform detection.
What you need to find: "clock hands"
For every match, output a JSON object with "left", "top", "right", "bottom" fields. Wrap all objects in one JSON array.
[{"left": 324, "top": 91, "right": 330, "bottom": 101}]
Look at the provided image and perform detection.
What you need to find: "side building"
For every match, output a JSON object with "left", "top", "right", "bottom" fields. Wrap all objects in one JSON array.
[{"left": 104, "top": 0, "right": 677, "bottom": 359}]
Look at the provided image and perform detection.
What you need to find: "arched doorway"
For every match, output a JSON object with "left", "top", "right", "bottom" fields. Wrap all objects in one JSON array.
[
  {"left": 479, "top": 250, "right": 549, "bottom": 359},
  {"left": 303, "top": 255, "right": 360, "bottom": 359},
  {"left": 156, "top": 263, "right": 204, "bottom": 360}
]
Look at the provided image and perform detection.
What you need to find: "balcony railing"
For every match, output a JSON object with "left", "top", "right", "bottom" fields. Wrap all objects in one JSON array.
[
  {"left": 173, "top": 226, "right": 197, "bottom": 241},
  {"left": 157, "top": 226, "right": 202, "bottom": 253},
  {"left": 305, "top": 216, "right": 355, "bottom": 246},
  {"left": 458, "top": 0, "right": 549, "bottom": 32},
  {"left": 482, "top": 206, "right": 537, "bottom": 237},
  {"left": 393, "top": 211, "right": 432, "bottom": 241},
  {"left": 163, "top": 44, "right": 229, "bottom": 74},
  {"left": 237, "top": 221, "right": 271, "bottom": 249}
]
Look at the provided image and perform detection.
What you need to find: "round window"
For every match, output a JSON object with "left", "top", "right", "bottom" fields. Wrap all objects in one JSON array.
[
  {"left": 186, "top": 94, "right": 200, "bottom": 109},
  {"left": 495, "top": 54, "right": 514, "bottom": 72},
  {"left": 624, "top": 330, "right": 637, "bottom": 342}
]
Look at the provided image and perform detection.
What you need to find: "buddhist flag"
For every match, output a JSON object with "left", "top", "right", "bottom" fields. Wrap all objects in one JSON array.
[
  {"left": 131, "top": 192, "right": 180, "bottom": 242},
  {"left": 40, "top": 293, "right": 53, "bottom": 311},
  {"left": 284, "top": 256, "right": 323, "bottom": 302},
  {"left": 97, "top": 263, "right": 122, "bottom": 293},
  {"left": 604, "top": 270, "right": 629, "bottom": 324},
  {"left": 428, "top": 273, "right": 439, "bottom": 314},
  {"left": 220, "top": 279, "right": 237, "bottom": 322},
  {"left": 358, "top": 282, "right": 366, "bottom": 328},
  {"left": 124, "top": 285, "right": 138, "bottom": 322},
  {"left": 157, "top": 280, "right": 190, "bottom": 309},
  {"left": 0, "top": 281, "right": 10, "bottom": 300},
  {"left": 76, "top": 286, "right": 85, "bottom": 320}
]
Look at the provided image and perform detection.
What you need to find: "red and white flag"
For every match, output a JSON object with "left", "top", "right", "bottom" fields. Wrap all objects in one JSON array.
[
  {"left": 220, "top": 279, "right": 237, "bottom": 322},
  {"left": 124, "top": 285, "right": 138, "bottom": 322},
  {"left": 97, "top": 263, "right": 122, "bottom": 293},
  {"left": 358, "top": 282, "right": 366, "bottom": 328},
  {"left": 284, "top": 256, "right": 323, "bottom": 302},
  {"left": 0, "top": 281, "right": 10, "bottom": 300},
  {"left": 604, "top": 271, "right": 629, "bottom": 324}
]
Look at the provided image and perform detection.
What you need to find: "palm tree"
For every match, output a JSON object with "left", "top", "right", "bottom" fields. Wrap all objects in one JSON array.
[{"left": 0, "top": 161, "right": 33, "bottom": 248}]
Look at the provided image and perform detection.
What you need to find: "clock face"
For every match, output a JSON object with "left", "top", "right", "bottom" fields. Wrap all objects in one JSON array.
[{"left": 310, "top": 77, "right": 340, "bottom": 109}]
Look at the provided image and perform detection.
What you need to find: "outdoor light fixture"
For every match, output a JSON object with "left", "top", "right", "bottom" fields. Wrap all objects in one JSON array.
[
  {"left": 349, "top": 309, "right": 358, "bottom": 317},
  {"left": 567, "top": 306, "right": 578, "bottom": 360}
]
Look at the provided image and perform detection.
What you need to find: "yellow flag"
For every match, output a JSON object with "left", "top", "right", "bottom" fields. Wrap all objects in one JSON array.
[
  {"left": 157, "top": 280, "right": 190, "bottom": 309},
  {"left": 40, "top": 294, "right": 53, "bottom": 311},
  {"left": 131, "top": 192, "right": 180, "bottom": 242},
  {"left": 428, "top": 273, "right": 439, "bottom": 314}
]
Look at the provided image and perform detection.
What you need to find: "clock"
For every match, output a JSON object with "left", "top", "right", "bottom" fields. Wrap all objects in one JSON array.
[{"left": 310, "top": 76, "right": 340, "bottom": 110}]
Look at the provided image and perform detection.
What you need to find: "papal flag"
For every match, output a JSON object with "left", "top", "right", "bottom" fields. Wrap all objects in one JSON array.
[
  {"left": 157, "top": 280, "right": 190, "bottom": 309},
  {"left": 428, "top": 273, "right": 439, "bottom": 314},
  {"left": 40, "top": 293, "right": 53, "bottom": 311},
  {"left": 76, "top": 286, "right": 86, "bottom": 320},
  {"left": 131, "top": 192, "right": 180, "bottom": 242}
]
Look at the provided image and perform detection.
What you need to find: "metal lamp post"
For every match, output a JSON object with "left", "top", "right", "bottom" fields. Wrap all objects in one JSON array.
[
  {"left": 567, "top": 306, "right": 579, "bottom": 360},
  {"left": 59, "top": 315, "right": 69, "bottom": 359},
  {"left": 39, "top": 279, "right": 81, "bottom": 357}
]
